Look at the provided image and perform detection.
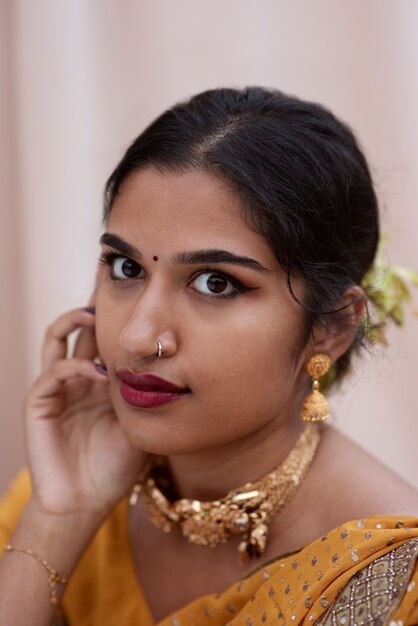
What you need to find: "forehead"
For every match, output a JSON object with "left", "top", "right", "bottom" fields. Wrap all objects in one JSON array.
[{"left": 107, "top": 167, "right": 278, "bottom": 267}]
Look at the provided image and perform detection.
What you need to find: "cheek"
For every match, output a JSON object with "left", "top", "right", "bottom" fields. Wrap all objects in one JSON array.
[
  {"left": 190, "top": 304, "right": 302, "bottom": 409},
  {"left": 176, "top": 318, "right": 301, "bottom": 452}
]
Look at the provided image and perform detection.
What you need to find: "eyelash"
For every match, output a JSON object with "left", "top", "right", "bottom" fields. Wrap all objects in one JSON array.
[{"left": 98, "top": 250, "right": 253, "bottom": 300}]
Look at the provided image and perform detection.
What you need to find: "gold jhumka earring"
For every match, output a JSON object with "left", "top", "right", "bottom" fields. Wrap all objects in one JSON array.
[{"left": 301, "top": 353, "right": 331, "bottom": 422}]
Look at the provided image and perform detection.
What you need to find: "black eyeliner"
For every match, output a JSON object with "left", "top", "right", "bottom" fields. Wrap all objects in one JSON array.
[{"left": 99, "top": 251, "right": 256, "bottom": 299}]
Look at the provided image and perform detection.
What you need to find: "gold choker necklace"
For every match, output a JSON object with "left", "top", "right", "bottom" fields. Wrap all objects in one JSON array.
[{"left": 129, "top": 422, "right": 321, "bottom": 564}]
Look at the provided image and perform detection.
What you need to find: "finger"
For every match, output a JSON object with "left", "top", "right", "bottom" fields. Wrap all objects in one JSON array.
[
  {"left": 41, "top": 308, "right": 97, "bottom": 372},
  {"left": 72, "top": 324, "right": 98, "bottom": 360},
  {"left": 72, "top": 289, "right": 99, "bottom": 360},
  {"left": 28, "top": 358, "right": 108, "bottom": 419}
]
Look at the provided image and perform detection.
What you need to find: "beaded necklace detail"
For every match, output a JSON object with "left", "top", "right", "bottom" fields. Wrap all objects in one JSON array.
[{"left": 129, "top": 422, "right": 321, "bottom": 564}]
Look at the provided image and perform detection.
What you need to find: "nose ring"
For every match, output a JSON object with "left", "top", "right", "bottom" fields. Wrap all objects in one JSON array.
[{"left": 156, "top": 340, "right": 163, "bottom": 359}]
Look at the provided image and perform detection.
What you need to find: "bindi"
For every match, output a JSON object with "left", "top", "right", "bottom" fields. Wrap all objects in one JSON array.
[{"left": 152, "top": 255, "right": 159, "bottom": 262}]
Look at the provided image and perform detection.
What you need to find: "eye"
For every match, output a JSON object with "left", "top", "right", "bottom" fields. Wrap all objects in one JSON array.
[
  {"left": 99, "top": 251, "right": 144, "bottom": 281},
  {"left": 112, "top": 257, "right": 144, "bottom": 279},
  {"left": 190, "top": 271, "right": 240, "bottom": 297}
]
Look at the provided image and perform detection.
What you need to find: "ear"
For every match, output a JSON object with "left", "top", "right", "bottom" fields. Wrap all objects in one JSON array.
[{"left": 307, "top": 286, "right": 366, "bottom": 363}]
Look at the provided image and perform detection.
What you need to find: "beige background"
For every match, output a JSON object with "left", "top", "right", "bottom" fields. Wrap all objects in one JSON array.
[{"left": 1, "top": 0, "right": 417, "bottom": 494}]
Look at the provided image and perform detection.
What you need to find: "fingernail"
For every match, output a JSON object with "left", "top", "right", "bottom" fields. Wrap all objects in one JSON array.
[
  {"left": 84, "top": 306, "right": 96, "bottom": 314},
  {"left": 94, "top": 363, "right": 108, "bottom": 376}
]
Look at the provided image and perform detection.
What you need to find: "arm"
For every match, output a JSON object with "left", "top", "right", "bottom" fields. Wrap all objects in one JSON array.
[
  {"left": 0, "top": 501, "right": 102, "bottom": 626},
  {"left": 0, "top": 305, "right": 146, "bottom": 625}
]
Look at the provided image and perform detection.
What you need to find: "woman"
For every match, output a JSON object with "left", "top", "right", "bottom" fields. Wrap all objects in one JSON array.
[{"left": 0, "top": 87, "right": 417, "bottom": 626}]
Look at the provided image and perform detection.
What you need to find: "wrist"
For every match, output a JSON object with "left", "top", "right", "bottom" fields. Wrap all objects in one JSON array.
[
  {"left": 11, "top": 499, "right": 105, "bottom": 579},
  {"left": 23, "top": 498, "right": 106, "bottom": 532}
]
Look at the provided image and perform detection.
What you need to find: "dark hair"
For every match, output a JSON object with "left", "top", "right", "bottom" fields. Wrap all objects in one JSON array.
[{"left": 104, "top": 87, "right": 379, "bottom": 381}]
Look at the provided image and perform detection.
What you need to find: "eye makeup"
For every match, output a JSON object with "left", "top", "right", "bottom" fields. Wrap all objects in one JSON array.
[{"left": 98, "top": 250, "right": 257, "bottom": 301}]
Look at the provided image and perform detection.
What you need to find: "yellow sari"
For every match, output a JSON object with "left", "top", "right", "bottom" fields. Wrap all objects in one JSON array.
[{"left": 1, "top": 468, "right": 417, "bottom": 625}]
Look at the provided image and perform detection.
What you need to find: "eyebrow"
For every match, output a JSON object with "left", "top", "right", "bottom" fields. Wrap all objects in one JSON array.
[
  {"left": 100, "top": 233, "right": 140, "bottom": 259},
  {"left": 100, "top": 233, "right": 269, "bottom": 272}
]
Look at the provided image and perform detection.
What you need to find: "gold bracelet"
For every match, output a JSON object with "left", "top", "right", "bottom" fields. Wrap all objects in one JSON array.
[{"left": 3, "top": 544, "right": 69, "bottom": 605}]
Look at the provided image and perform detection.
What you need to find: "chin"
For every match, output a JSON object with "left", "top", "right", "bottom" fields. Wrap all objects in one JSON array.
[
  {"left": 114, "top": 408, "right": 241, "bottom": 457},
  {"left": 122, "top": 429, "right": 208, "bottom": 456},
  {"left": 112, "top": 406, "right": 198, "bottom": 455},
  {"left": 110, "top": 388, "right": 265, "bottom": 456}
]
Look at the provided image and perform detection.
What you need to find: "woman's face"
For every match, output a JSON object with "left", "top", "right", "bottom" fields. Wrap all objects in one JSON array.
[{"left": 95, "top": 168, "right": 310, "bottom": 454}]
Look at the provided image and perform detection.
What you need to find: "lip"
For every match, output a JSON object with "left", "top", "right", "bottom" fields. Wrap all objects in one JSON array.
[
  {"left": 116, "top": 369, "right": 190, "bottom": 408},
  {"left": 116, "top": 370, "right": 188, "bottom": 393}
]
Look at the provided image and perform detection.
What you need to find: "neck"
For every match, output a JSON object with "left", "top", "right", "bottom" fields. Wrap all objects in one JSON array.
[{"left": 166, "top": 401, "right": 306, "bottom": 502}]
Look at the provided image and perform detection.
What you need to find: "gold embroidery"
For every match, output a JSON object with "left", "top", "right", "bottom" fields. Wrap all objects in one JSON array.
[{"left": 316, "top": 538, "right": 418, "bottom": 625}]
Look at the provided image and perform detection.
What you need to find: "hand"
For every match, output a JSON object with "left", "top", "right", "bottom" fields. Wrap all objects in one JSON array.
[{"left": 24, "top": 305, "right": 147, "bottom": 519}]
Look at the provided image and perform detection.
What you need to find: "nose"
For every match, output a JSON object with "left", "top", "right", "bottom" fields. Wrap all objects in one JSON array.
[{"left": 118, "top": 287, "right": 178, "bottom": 360}]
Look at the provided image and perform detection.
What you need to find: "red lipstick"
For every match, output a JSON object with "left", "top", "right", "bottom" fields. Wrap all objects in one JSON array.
[{"left": 116, "top": 370, "right": 190, "bottom": 408}]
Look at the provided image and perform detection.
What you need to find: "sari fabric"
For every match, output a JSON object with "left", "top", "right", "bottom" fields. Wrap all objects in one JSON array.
[
  {"left": 1, "top": 468, "right": 418, "bottom": 626},
  {"left": 161, "top": 519, "right": 418, "bottom": 626}
]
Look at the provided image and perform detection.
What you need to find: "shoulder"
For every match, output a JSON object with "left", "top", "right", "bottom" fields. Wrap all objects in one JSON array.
[
  {"left": 251, "top": 510, "right": 418, "bottom": 626},
  {"left": 265, "top": 425, "right": 418, "bottom": 555},
  {"left": 313, "top": 425, "right": 418, "bottom": 520}
]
